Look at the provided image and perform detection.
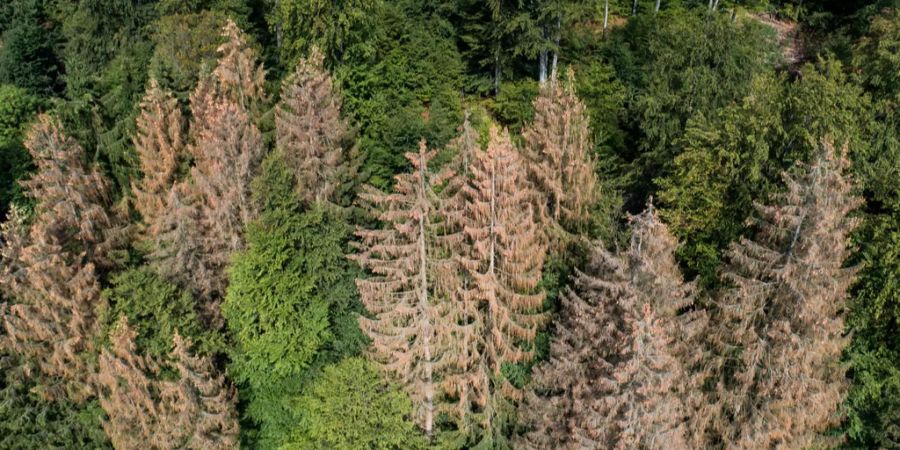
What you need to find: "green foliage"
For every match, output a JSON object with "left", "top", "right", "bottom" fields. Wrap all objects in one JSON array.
[
  {"left": 149, "top": 11, "right": 228, "bottom": 101},
  {"left": 605, "top": 9, "right": 779, "bottom": 196},
  {"left": 0, "top": 84, "right": 41, "bottom": 216},
  {"left": 224, "top": 152, "right": 364, "bottom": 447},
  {"left": 0, "top": 369, "right": 111, "bottom": 450},
  {"left": 0, "top": 0, "right": 63, "bottom": 95},
  {"left": 102, "top": 267, "right": 222, "bottom": 359},
  {"left": 280, "top": 358, "right": 426, "bottom": 450},
  {"left": 489, "top": 78, "right": 538, "bottom": 134}
]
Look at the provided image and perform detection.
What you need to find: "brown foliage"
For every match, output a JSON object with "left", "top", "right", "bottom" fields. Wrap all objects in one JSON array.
[
  {"left": 352, "top": 140, "right": 458, "bottom": 436},
  {"left": 0, "top": 116, "right": 116, "bottom": 403},
  {"left": 98, "top": 317, "right": 173, "bottom": 449},
  {"left": 132, "top": 79, "right": 185, "bottom": 240},
  {"left": 276, "top": 47, "right": 352, "bottom": 205},
  {"left": 97, "top": 318, "right": 239, "bottom": 449},
  {"left": 522, "top": 69, "right": 599, "bottom": 234},
  {"left": 146, "top": 20, "right": 267, "bottom": 313},
  {"left": 519, "top": 207, "right": 702, "bottom": 449},
  {"left": 453, "top": 126, "right": 547, "bottom": 435},
  {"left": 709, "top": 140, "right": 861, "bottom": 449}
]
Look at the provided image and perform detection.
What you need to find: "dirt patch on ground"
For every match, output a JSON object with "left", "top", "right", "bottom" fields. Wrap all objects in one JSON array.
[{"left": 754, "top": 13, "right": 805, "bottom": 66}]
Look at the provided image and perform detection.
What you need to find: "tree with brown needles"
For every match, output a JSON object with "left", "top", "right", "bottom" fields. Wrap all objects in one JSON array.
[
  {"left": 352, "top": 140, "right": 459, "bottom": 437},
  {"left": 148, "top": 20, "right": 267, "bottom": 310},
  {"left": 522, "top": 68, "right": 598, "bottom": 235},
  {"left": 710, "top": 140, "right": 861, "bottom": 449},
  {"left": 210, "top": 19, "right": 268, "bottom": 117},
  {"left": 97, "top": 318, "right": 239, "bottom": 449},
  {"left": 98, "top": 316, "right": 174, "bottom": 450},
  {"left": 276, "top": 47, "right": 352, "bottom": 205},
  {"left": 0, "top": 115, "right": 116, "bottom": 403},
  {"left": 166, "top": 332, "right": 240, "bottom": 449},
  {"left": 454, "top": 126, "right": 547, "bottom": 441},
  {"left": 132, "top": 79, "right": 185, "bottom": 241},
  {"left": 519, "top": 207, "right": 702, "bottom": 450}
]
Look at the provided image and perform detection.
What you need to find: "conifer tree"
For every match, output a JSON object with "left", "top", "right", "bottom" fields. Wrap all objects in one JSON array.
[
  {"left": 453, "top": 126, "right": 546, "bottom": 442},
  {"left": 210, "top": 19, "right": 268, "bottom": 117},
  {"left": 98, "top": 319, "right": 239, "bottom": 449},
  {"left": 519, "top": 207, "right": 701, "bottom": 449},
  {"left": 352, "top": 140, "right": 459, "bottom": 437},
  {"left": 97, "top": 316, "right": 174, "bottom": 449},
  {"left": 148, "top": 20, "right": 267, "bottom": 308},
  {"left": 522, "top": 69, "right": 598, "bottom": 234},
  {"left": 276, "top": 47, "right": 351, "bottom": 205},
  {"left": 711, "top": 140, "right": 861, "bottom": 449},
  {"left": 1, "top": 115, "right": 115, "bottom": 402},
  {"left": 167, "top": 332, "right": 240, "bottom": 449},
  {"left": 132, "top": 79, "right": 185, "bottom": 241}
]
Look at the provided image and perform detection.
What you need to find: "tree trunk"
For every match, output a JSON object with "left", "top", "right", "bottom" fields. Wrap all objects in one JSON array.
[
  {"left": 603, "top": 0, "right": 609, "bottom": 36},
  {"left": 538, "top": 52, "right": 547, "bottom": 84},
  {"left": 633, "top": 0, "right": 638, "bottom": 16},
  {"left": 417, "top": 150, "right": 434, "bottom": 438},
  {"left": 550, "top": 15, "right": 560, "bottom": 79},
  {"left": 494, "top": 45, "right": 501, "bottom": 98},
  {"left": 655, "top": 0, "right": 661, "bottom": 13}
]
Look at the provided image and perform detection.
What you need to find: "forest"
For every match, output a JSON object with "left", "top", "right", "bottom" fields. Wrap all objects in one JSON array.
[{"left": 0, "top": 0, "right": 898, "bottom": 448}]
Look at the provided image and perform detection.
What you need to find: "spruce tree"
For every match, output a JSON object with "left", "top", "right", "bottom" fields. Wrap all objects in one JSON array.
[
  {"left": 276, "top": 47, "right": 352, "bottom": 205},
  {"left": 453, "top": 125, "right": 547, "bottom": 443},
  {"left": 711, "top": 140, "right": 861, "bottom": 449},
  {"left": 352, "top": 140, "right": 458, "bottom": 437},
  {"left": 224, "top": 150, "right": 361, "bottom": 446},
  {"left": 519, "top": 206, "right": 702, "bottom": 449},
  {"left": 132, "top": 79, "right": 185, "bottom": 242},
  {"left": 522, "top": 68, "right": 598, "bottom": 235},
  {"left": 1, "top": 115, "right": 116, "bottom": 403},
  {"left": 97, "top": 316, "right": 173, "bottom": 449}
]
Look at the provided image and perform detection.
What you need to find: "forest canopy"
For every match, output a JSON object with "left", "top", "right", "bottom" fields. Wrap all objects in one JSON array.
[{"left": 0, "top": 0, "right": 898, "bottom": 449}]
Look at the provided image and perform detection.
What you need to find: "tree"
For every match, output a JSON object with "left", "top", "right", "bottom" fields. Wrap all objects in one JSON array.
[
  {"left": 103, "top": 267, "right": 221, "bottom": 359},
  {"left": 275, "top": 47, "right": 352, "bottom": 205},
  {"left": 452, "top": 125, "right": 546, "bottom": 445},
  {"left": 167, "top": 332, "right": 240, "bottom": 449},
  {"left": 149, "top": 20, "right": 267, "bottom": 309},
  {"left": 352, "top": 140, "right": 458, "bottom": 438},
  {"left": 132, "top": 80, "right": 186, "bottom": 243},
  {"left": 97, "top": 317, "right": 239, "bottom": 450},
  {"left": 224, "top": 151, "right": 363, "bottom": 446},
  {"left": 1, "top": 115, "right": 117, "bottom": 403},
  {"left": 0, "top": 0, "right": 62, "bottom": 95},
  {"left": 522, "top": 69, "right": 599, "bottom": 235},
  {"left": 280, "top": 357, "right": 426, "bottom": 450},
  {"left": 710, "top": 140, "right": 861, "bottom": 449},
  {"left": 0, "top": 84, "right": 40, "bottom": 217},
  {"left": 518, "top": 206, "right": 702, "bottom": 449},
  {"left": 97, "top": 317, "right": 173, "bottom": 450}
]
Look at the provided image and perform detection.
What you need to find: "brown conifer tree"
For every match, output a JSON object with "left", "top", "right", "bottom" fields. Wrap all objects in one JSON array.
[
  {"left": 132, "top": 79, "right": 185, "bottom": 240},
  {"left": 0, "top": 115, "right": 115, "bottom": 402},
  {"left": 275, "top": 47, "right": 351, "bottom": 205},
  {"left": 352, "top": 140, "right": 458, "bottom": 437},
  {"left": 166, "top": 332, "right": 240, "bottom": 449},
  {"left": 711, "top": 140, "right": 861, "bottom": 449},
  {"left": 97, "top": 317, "right": 174, "bottom": 450},
  {"left": 519, "top": 207, "right": 701, "bottom": 449},
  {"left": 455, "top": 126, "right": 547, "bottom": 439},
  {"left": 522, "top": 68, "right": 599, "bottom": 233},
  {"left": 210, "top": 19, "right": 268, "bottom": 117},
  {"left": 148, "top": 20, "right": 267, "bottom": 309},
  {"left": 98, "top": 319, "right": 239, "bottom": 449}
]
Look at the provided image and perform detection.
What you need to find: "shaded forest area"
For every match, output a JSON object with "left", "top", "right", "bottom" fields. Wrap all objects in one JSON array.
[{"left": 0, "top": 0, "right": 898, "bottom": 448}]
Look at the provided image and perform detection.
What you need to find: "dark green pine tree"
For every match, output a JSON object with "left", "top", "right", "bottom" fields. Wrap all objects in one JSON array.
[
  {"left": 0, "top": 0, "right": 63, "bottom": 95},
  {"left": 222, "top": 150, "right": 365, "bottom": 448}
]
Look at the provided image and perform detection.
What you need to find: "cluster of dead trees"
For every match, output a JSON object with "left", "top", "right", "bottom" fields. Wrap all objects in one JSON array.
[
  {"left": 354, "top": 68, "right": 861, "bottom": 449},
  {"left": 0, "top": 18, "right": 861, "bottom": 450}
]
